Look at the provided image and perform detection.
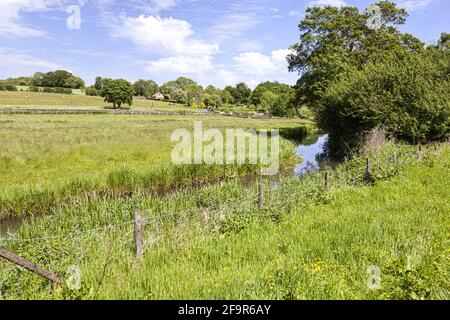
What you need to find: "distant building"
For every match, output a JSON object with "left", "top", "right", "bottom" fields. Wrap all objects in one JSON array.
[{"left": 152, "top": 92, "right": 164, "bottom": 100}]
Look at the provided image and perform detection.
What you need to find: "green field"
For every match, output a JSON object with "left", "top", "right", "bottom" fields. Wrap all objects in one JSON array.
[
  {"left": 0, "top": 113, "right": 311, "bottom": 219},
  {"left": 0, "top": 91, "right": 193, "bottom": 112},
  {"left": 0, "top": 142, "right": 448, "bottom": 299}
]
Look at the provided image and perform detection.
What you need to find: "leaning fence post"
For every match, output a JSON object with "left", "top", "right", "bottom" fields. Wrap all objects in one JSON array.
[
  {"left": 365, "top": 158, "right": 372, "bottom": 182},
  {"left": 0, "top": 248, "right": 60, "bottom": 284},
  {"left": 134, "top": 211, "right": 144, "bottom": 259},
  {"left": 324, "top": 171, "right": 330, "bottom": 190},
  {"left": 257, "top": 184, "right": 263, "bottom": 210}
]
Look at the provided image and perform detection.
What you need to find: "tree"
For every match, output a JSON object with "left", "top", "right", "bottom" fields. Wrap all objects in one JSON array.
[
  {"left": 438, "top": 32, "right": 450, "bottom": 50},
  {"left": 321, "top": 49, "right": 450, "bottom": 154},
  {"left": 234, "top": 83, "right": 252, "bottom": 105},
  {"left": 251, "top": 81, "right": 293, "bottom": 105},
  {"left": 102, "top": 79, "right": 135, "bottom": 109},
  {"left": 133, "top": 79, "right": 159, "bottom": 98},
  {"left": 287, "top": 1, "right": 421, "bottom": 109},
  {"left": 204, "top": 94, "right": 223, "bottom": 109},
  {"left": 220, "top": 90, "right": 233, "bottom": 104},
  {"left": 259, "top": 91, "right": 278, "bottom": 112},
  {"left": 94, "top": 77, "right": 104, "bottom": 90}
]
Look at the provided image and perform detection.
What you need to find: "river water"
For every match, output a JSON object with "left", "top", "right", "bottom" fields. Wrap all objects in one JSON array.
[{"left": 294, "top": 133, "right": 330, "bottom": 176}]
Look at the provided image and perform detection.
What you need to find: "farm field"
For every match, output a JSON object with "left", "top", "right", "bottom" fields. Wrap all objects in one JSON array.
[
  {"left": 0, "top": 113, "right": 312, "bottom": 219},
  {"left": 0, "top": 91, "right": 193, "bottom": 112},
  {"left": 1, "top": 142, "right": 448, "bottom": 299}
]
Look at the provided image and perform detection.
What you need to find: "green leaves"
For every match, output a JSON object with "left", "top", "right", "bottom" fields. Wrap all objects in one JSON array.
[{"left": 102, "top": 79, "right": 134, "bottom": 109}]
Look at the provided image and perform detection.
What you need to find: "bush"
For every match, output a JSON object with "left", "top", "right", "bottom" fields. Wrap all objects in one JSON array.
[
  {"left": 85, "top": 87, "right": 99, "bottom": 96},
  {"left": 42, "top": 87, "right": 56, "bottom": 94},
  {"left": 0, "top": 84, "right": 5, "bottom": 91},
  {"left": 4, "top": 84, "right": 17, "bottom": 91},
  {"left": 28, "top": 86, "right": 40, "bottom": 93},
  {"left": 54, "top": 87, "right": 72, "bottom": 94},
  {"left": 320, "top": 49, "right": 450, "bottom": 154}
]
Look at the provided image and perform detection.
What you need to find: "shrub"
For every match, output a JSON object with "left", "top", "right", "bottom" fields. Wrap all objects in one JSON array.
[
  {"left": 320, "top": 49, "right": 450, "bottom": 154},
  {"left": 85, "top": 87, "right": 99, "bottom": 96},
  {"left": 54, "top": 87, "right": 72, "bottom": 94},
  {"left": 0, "top": 84, "right": 5, "bottom": 91},
  {"left": 42, "top": 87, "right": 56, "bottom": 94},
  {"left": 28, "top": 86, "right": 40, "bottom": 93},
  {"left": 4, "top": 84, "right": 17, "bottom": 91}
]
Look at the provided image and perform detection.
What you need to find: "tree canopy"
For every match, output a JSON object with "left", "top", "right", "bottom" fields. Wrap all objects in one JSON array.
[{"left": 102, "top": 79, "right": 135, "bottom": 109}]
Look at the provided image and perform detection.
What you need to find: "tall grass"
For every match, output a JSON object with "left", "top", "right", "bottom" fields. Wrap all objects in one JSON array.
[
  {"left": 0, "top": 114, "right": 311, "bottom": 219},
  {"left": 1, "top": 142, "right": 448, "bottom": 300}
]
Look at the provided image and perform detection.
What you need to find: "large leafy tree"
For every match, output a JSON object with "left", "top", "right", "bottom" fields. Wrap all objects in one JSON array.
[
  {"left": 287, "top": 1, "right": 422, "bottom": 109},
  {"left": 251, "top": 81, "right": 293, "bottom": 105},
  {"left": 102, "top": 79, "right": 135, "bottom": 109},
  {"left": 133, "top": 79, "right": 159, "bottom": 98}
]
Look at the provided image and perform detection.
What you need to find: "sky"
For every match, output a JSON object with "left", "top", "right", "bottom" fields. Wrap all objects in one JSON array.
[{"left": 0, "top": 0, "right": 448, "bottom": 88}]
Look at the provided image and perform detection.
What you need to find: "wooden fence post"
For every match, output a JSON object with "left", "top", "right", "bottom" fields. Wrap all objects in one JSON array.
[
  {"left": 365, "top": 158, "right": 372, "bottom": 182},
  {"left": 417, "top": 145, "right": 424, "bottom": 161},
  {"left": 324, "top": 171, "right": 330, "bottom": 190},
  {"left": 257, "top": 184, "right": 263, "bottom": 210},
  {"left": 0, "top": 248, "right": 60, "bottom": 284},
  {"left": 134, "top": 211, "right": 144, "bottom": 259}
]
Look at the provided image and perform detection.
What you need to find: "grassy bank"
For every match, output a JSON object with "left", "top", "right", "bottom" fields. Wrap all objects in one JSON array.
[
  {"left": 0, "top": 142, "right": 448, "bottom": 299},
  {"left": 0, "top": 114, "right": 313, "bottom": 219}
]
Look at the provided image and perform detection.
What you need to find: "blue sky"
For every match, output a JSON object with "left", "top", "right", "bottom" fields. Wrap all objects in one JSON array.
[{"left": 0, "top": 0, "right": 448, "bottom": 88}]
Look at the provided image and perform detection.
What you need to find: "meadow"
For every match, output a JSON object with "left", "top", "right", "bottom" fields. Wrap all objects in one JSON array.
[
  {"left": 0, "top": 142, "right": 448, "bottom": 299},
  {"left": 0, "top": 112, "right": 312, "bottom": 219},
  {"left": 0, "top": 91, "right": 193, "bottom": 112}
]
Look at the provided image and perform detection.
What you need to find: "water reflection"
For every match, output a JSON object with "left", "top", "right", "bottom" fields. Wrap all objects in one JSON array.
[{"left": 295, "top": 134, "right": 329, "bottom": 176}]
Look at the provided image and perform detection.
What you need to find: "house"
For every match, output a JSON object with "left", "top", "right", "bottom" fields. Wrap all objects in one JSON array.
[{"left": 152, "top": 92, "right": 164, "bottom": 100}]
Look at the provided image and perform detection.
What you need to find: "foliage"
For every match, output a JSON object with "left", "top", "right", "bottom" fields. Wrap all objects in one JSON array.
[
  {"left": 321, "top": 49, "right": 450, "bottom": 153},
  {"left": 1, "top": 142, "right": 448, "bottom": 299},
  {"left": 225, "top": 83, "right": 252, "bottom": 105},
  {"left": 287, "top": 1, "right": 422, "bottom": 110},
  {"left": 4, "top": 84, "right": 17, "bottom": 92},
  {"left": 85, "top": 87, "right": 99, "bottom": 96},
  {"left": 102, "top": 79, "right": 134, "bottom": 109},
  {"left": 32, "top": 70, "right": 85, "bottom": 89},
  {"left": 28, "top": 86, "right": 40, "bottom": 93},
  {"left": 133, "top": 79, "right": 159, "bottom": 98},
  {"left": 251, "top": 82, "right": 293, "bottom": 105}
]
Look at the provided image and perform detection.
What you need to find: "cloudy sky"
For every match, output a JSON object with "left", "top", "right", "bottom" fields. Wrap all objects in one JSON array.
[{"left": 0, "top": 0, "right": 448, "bottom": 88}]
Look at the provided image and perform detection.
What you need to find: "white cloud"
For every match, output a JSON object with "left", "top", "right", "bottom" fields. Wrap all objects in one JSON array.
[
  {"left": 396, "top": 0, "right": 434, "bottom": 12},
  {"left": 307, "top": 0, "right": 348, "bottom": 7},
  {"left": 112, "top": 15, "right": 219, "bottom": 57},
  {"left": 147, "top": 0, "right": 177, "bottom": 13},
  {"left": 233, "top": 49, "right": 293, "bottom": 78},
  {"left": 0, "top": 47, "right": 61, "bottom": 77},
  {"left": 144, "top": 55, "right": 214, "bottom": 76},
  {"left": 289, "top": 10, "right": 303, "bottom": 17},
  {"left": 213, "top": 48, "right": 296, "bottom": 88},
  {"left": 0, "top": 0, "right": 61, "bottom": 38}
]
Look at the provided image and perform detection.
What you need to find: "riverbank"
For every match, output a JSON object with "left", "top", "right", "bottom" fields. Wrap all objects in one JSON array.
[{"left": 1, "top": 141, "right": 448, "bottom": 299}]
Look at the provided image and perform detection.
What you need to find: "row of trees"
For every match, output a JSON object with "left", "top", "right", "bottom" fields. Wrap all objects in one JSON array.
[
  {"left": 287, "top": 0, "right": 450, "bottom": 154},
  {"left": 85, "top": 76, "right": 300, "bottom": 116},
  {"left": 1, "top": 71, "right": 85, "bottom": 89}
]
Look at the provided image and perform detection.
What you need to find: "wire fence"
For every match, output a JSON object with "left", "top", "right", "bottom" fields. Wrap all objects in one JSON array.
[{"left": 0, "top": 142, "right": 447, "bottom": 297}]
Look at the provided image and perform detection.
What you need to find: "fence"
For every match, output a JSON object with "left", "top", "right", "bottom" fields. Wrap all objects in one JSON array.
[{"left": 0, "top": 142, "right": 447, "bottom": 297}]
